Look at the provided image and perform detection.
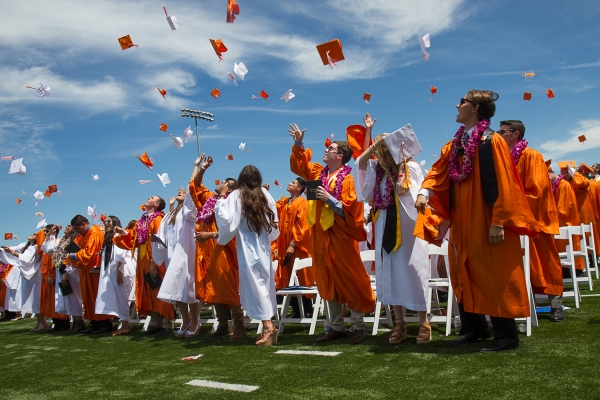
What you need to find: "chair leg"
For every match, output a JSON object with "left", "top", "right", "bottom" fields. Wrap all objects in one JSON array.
[
  {"left": 309, "top": 295, "right": 322, "bottom": 335},
  {"left": 278, "top": 295, "right": 291, "bottom": 333},
  {"left": 445, "top": 285, "right": 454, "bottom": 336},
  {"left": 372, "top": 302, "right": 382, "bottom": 335}
]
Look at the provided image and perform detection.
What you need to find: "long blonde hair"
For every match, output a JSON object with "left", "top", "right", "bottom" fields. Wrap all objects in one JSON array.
[{"left": 374, "top": 133, "right": 414, "bottom": 185}]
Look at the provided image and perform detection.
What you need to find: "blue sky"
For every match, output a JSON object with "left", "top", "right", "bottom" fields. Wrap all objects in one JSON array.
[{"left": 1, "top": 0, "right": 600, "bottom": 243}]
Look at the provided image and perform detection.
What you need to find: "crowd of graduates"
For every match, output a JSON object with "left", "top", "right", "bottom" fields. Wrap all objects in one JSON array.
[{"left": 1, "top": 89, "right": 599, "bottom": 352}]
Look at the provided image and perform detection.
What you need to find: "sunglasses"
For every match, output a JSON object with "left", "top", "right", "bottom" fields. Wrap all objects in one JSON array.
[
  {"left": 498, "top": 129, "right": 515, "bottom": 135},
  {"left": 459, "top": 98, "right": 475, "bottom": 106}
]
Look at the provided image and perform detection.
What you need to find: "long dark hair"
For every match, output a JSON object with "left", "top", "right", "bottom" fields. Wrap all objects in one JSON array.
[
  {"left": 237, "top": 165, "right": 278, "bottom": 235},
  {"left": 103, "top": 216, "right": 122, "bottom": 269}
]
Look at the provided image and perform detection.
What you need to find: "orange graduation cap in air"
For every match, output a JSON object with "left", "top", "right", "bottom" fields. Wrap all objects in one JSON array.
[
  {"left": 578, "top": 135, "right": 586, "bottom": 143},
  {"left": 4, "top": 233, "right": 13, "bottom": 240},
  {"left": 140, "top": 204, "right": 146, "bottom": 212},
  {"left": 346, "top": 124, "right": 373, "bottom": 160},
  {"left": 159, "top": 123, "right": 168, "bottom": 132},
  {"left": 136, "top": 152, "right": 154, "bottom": 170},
  {"left": 100, "top": 213, "right": 107, "bottom": 222},
  {"left": 209, "top": 39, "right": 228, "bottom": 61},
  {"left": 156, "top": 88, "right": 167, "bottom": 99},
  {"left": 211, "top": 88, "right": 221, "bottom": 98},
  {"left": 324, "top": 137, "right": 332, "bottom": 147},
  {"left": 226, "top": 0, "right": 240, "bottom": 23},
  {"left": 430, "top": 86, "right": 437, "bottom": 101},
  {"left": 523, "top": 92, "right": 532, "bottom": 101},
  {"left": 546, "top": 88, "right": 555, "bottom": 100},
  {"left": 252, "top": 90, "right": 269, "bottom": 100},
  {"left": 16, "top": 198, "right": 21, "bottom": 204},
  {"left": 363, "top": 93, "right": 371, "bottom": 104},
  {"left": 579, "top": 162, "right": 593, "bottom": 175},
  {"left": 215, "top": 179, "right": 221, "bottom": 186},
  {"left": 118, "top": 35, "right": 138, "bottom": 50},
  {"left": 48, "top": 184, "right": 57, "bottom": 194},
  {"left": 316, "top": 39, "right": 344, "bottom": 68},
  {"left": 227, "top": 154, "right": 234, "bottom": 161},
  {"left": 44, "top": 189, "right": 51, "bottom": 197}
]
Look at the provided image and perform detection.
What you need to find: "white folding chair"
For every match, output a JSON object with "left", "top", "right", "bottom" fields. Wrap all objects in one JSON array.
[
  {"left": 357, "top": 250, "right": 393, "bottom": 335},
  {"left": 516, "top": 235, "right": 538, "bottom": 337},
  {"left": 587, "top": 222, "right": 599, "bottom": 280},
  {"left": 556, "top": 226, "right": 581, "bottom": 308},
  {"left": 566, "top": 225, "right": 593, "bottom": 291},
  {"left": 276, "top": 257, "right": 325, "bottom": 335},
  {"left": 427, "top": 242, "right": 458, "bottom": 336}
]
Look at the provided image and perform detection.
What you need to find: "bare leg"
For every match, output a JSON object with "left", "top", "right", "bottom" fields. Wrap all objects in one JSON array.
[
  {"left": 176, "top": 301, "right": 191, "bottom": 329},
  {"left": 188, "top": 302, "right": 199, "bottom": 331}
]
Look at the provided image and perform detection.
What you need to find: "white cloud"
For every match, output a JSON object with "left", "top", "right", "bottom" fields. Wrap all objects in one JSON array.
[
  {"left": 206, "top": 124, "right": 218, "bottom": 130},
  {"left": 538, "top": 119, "right": 600, "bottom": 160}
]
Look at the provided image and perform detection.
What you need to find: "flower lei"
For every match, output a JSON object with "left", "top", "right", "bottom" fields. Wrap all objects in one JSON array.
[
  {"left": 552, "top": 174, "right": 563, "bottom": 194},
  {"left": 197, "top": 192, "right": 230, "bottom": 224},
  {"left": 449, "top": 119, "right": 490, "bottom": 183},
  {"left": 0, "top": 263, "right": 9, "bottom": 274},
  {"left": 51, "top": 235, "right": 72, "bottom": 269},
  {"left": 320, "top": 165, "right": 352, "bottom": 200},
  {"left": 510, "top": 139, "right": 529, "bottom": 165},
  {"left": 373, "top": 165, "right": 395, "bottom": 209},
  {"left": 136, "top": 211, "right": 163, "bottom": 245}
]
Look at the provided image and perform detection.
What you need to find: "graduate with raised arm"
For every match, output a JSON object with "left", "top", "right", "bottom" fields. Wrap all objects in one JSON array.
[
  {"left": 155, "top": 180, "right": 200, "bottom": 338},
  {"left": 191, "top": 155, "right": 244, "bottom": 340},
  {"left": 67, "top": 215, "right": 112, "bottom": 334},
  {"left": 354, "top": 114, "right": 431, "bottom": 345},
  {"left": 497, "top": 120, "right": 565, "bottom": 322},
  {"left": 274, "top": 177, "right": 314, "bottom": 318},
  {"left": 39, "top": 224, "right": 70, "bottom": 331},
  {"left": 289, "top": 123, "right": 375, "bottom": 345},
  {"left": 214, "top": 165, "right": 280, "bottom": 346},
  {"left": 113, "top": 196, "right": 174, "bottom": 335},
  {"left": 414, "top": 90, "right": 537, "bottom": 352},
  {"left": 0, "top": 250, "right": 21, "bottom": 321}
]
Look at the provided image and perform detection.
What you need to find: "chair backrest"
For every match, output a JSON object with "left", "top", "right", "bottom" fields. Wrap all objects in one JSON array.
[
  {"left": 428, "top": 241, "right": 449, "bottom": 256},
  {"left": 360, "top": 250, "right": 375, "bottom": 262},
  {"left": 555, "top": 226, "right": 570, "bottom": 240},
  {"left": 569, "top": 225, "right": 584, "bottom": 235},
  {"left": 586, "top": 222, "right": 596, "bottom": 248},
  {"left": 288, "top": 257, "right": 314, "bottom": 286}
]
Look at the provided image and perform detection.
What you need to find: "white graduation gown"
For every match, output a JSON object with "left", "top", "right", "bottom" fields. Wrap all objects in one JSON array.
[
  {"left": 1, "top": 246, "right": 23, "bottom": 312},
  {"left": 156, "top": 192, "right": 198, "bottom": 304},
  {"left": 215, "top": 188, "right": 279, "bottom": 320},
  {"left": 95, "top": 242, "right": 134, "bottom": 321},
  {"left": 16, "top": 244, "right": 42, "bottom": 314},
  {"left": 353, "top": 159, "right": 429, "bottom": 310}
]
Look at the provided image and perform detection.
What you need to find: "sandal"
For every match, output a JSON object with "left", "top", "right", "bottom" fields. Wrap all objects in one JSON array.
[
  {"left": 416, "top": 322, "right": 431, "bottom": 345},
  {"left": 389, "top": 321, "right": 407, "bottom": 344},
  {"left": 111, "top": 328, "right": 131, "bottom": 337},
  {"left": 255, "top": 328, "right": 278, "bottom": 346}
]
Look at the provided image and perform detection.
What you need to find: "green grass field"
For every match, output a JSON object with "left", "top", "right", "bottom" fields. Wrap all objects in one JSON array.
[{"left": 1, "top": 285, "right": 599, "bottom": 400}]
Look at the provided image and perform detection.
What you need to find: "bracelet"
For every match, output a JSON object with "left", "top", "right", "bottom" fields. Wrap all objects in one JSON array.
[{"left": 213, "top": 232, "right": 217, "bottom": 239}]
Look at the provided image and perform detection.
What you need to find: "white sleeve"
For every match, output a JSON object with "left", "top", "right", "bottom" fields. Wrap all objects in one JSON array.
[
  {"left": 352, "top": 159, "right": 377, "bottom": 202},
  {"left": 183, "top": 190, "right": 198, "bottom": 222},
  {"left": 398, "top": 161, "right": 424, "bottom": 221},
  {"left": 151, "top": 218, "right": 168, "bottom": 266},
  {"left": 112, "top": 244, "right": 127, "bottom": 264},
  {"left": 264, "top": 188, "right": 280, "bottom": 242},
  {"left": 215, "top": 190, "right": 241, "bottom": 245},
  {"left": 40, "top": 236, "right": 57, "bottom": 254},
  {"left": 18, "top": 245, "right": 40, "bottom": 280}
]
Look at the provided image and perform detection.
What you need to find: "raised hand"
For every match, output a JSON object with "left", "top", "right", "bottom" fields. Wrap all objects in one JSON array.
[
  {"left": 363, "top": 113, "right": 377, "bottom": 130},
  {"left": 201, "top": 155, "right": 213, "bottom": 170},
  {"left": 288, "top": 123, "right": 305, "bottom": 143},
  {"left": 169, "top": 196, "right": 175, "bottom": 206},
  {"left": 194, "top": 154, "right": 205, "bottom": 166}
]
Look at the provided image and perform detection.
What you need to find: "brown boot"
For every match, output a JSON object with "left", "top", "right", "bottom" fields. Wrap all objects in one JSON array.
[
  {"left": 206, "top": 304, "right": 232, "bottom": 338},
  {"left": 229, "top": 305, "right": 248, "bottom": 341}
]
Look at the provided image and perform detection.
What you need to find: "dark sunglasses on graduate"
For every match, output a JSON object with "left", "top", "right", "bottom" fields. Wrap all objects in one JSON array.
[
  {"left": 459, "top": 97, "right": 475, "bottom": 106},
  {"left": 498, "top": 129, "right": 514, "bottom": 135}
]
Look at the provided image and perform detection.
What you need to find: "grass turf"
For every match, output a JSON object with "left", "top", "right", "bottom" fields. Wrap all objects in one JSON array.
[{"left": 1, "top": 285, "right": 599, "bottom": 400}]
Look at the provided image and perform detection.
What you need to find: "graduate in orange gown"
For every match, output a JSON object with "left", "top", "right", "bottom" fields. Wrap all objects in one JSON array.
[
  {"left": 414, "top": 90, "right": 536, "bottom": 352},
  {"left": 190, "top": 155, "right": 243, "bottom": 340},
  {"left": 39, "top": 225, "right": 70, "bottom": 331},
  {"left": 577, "top": 163, "right": 600, "bottom": 253},
  {"left": 497, "top": 120, "right": 565, "bottom": 322},
  {"left": 275, "top": 177, "right": 314, "bottom": 318},
  {"left": 289, "top": 123, "right": 375, "bottom": 345},
  {"left": 0, "top": 263, "right": 12, "bottom": 320},
  {"left": 67, "top": 215, "right": 112, "bottom": 333},
  {"left": 114, "top": 196, "right": 174, "bottom": 335}
]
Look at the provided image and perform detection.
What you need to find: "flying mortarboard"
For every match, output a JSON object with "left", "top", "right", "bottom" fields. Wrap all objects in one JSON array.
[
  {"left": 16, "top": 198, "right": 21, "bottom": 204},
  {"left": 215, "top": 180, "right": 221, "bottom": 186},
  {"left": 159, "top": 123, "right": 168, "bottom": 132},
  {"left": 418, "top": 34, "right": 431, "bottom": 61},
  {"left": 211, "top": 88, "right": 221, "bottom": 98},
  {"left": 33, "top": 190, "right": 44, "bottom": 206},
  {"left": 8, "top": 158, "right": 26, "bottom": 175},
  {"left": 183, "top": 126, "right": 193, "bottom": 142},
  {"left": 209, "top": 39, "right": 227, "bottom": 61},
  {"left": 429, "top": 86, "right": 437, "bottom": 101},
  {"left": 226, "top": 0, "right": 240, "bottom": 23},
  {"left": 557, "top": 160, "right": 576, "bottom": 169},
  {"left": 36, "top": 219, "right": 47, "bottom": 229},
  {"left": 239, "top": 142, "right": 246, "bottom": 151},
  {"left": 163, "top": 6, "right": 180, "bottom": 30},
  {"left": 316, "top": 39, "right": 344, "bottom": 68},
  {"left": 546, "top": 88, "right": 555, "bottom": 100},
  {"left": 523, "top": 92, "right": 532, "bottom": 101},
  {"left": 136, "top": 152, "right": 154, "bottom": 170},
  {"left": 227, "top": 154, "right": 234, "bottom": 161},
  {"left": 157, "top": 173, "right": 170, "bottom": 187},
  {"left": 234, "top": 62, "right": 247, "bottom": 80},
  {"left": 48, "top": 184, "right": 58, "bottom": 194},
  {"left": 227, "top": 71, "right": 238, "bottom": 86},
  {"left": 92, "top": 174, "right": 99, "bottom": 181},
  {"left": 363, "top": 93, "right": 371, "bottom": 104},
  {"left": 1, "top": 155, "right": 13, "bottom": 161},
  {"left": 4, "top": 233, "right": 13, "bottom": 240},
  {"left": 139, "top": 180, "right": 153, "bottom": 185},
  {"left": 252, "top": 90, "right": 269, "bottom": 100},
  {"left": 156, "top": 88, "right": 167, "bottom": 99},
  {"left": 578, "top": 135, "right": 586, "bottom": 143},
  {"left": 26, "top": 83, "right": 51, "bottom": 97},
  {"left": 118, "top": 35, "right": 138, "bottom": 50},
  {"left": 280, "top": 89, "right": 295, "bottom": 103},
  {"left": 170, "top": 135, "right": 184, "bottom": 148}
]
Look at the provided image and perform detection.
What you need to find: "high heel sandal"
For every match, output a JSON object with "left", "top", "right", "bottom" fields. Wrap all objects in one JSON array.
[
  {"left": 389, "top": 321, "right": 407, "bottom": 344},
  {"left": 185, "top": 323, "right": 200, "bottom": 337},
  {"left": 255, "top": 328, "right": 278, "bottom": 346},
  {"left": 416, "top": 322, "right": 432, "bottom": 345},
  {"left": 176, "top": 322, "right": 191, "bottom": 337}
]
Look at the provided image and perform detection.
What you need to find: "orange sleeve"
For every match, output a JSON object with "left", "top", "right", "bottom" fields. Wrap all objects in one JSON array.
[
  {"left": 113, "top": 224, "right": 136, "bottom": 250},
  {"left": 276, "top": 196, "right": 287, "bottom": 217},
  {"left": 555, "top": 181, "right": 579, "bottom": 226},
  {"left": 570, "top": 171, "right": 590, "bottom": 192},
  {"left": 335, "top": 173, "right": 366, "bottom": 243},
  {"left": 190, "top": 180, "right": 214, "bottom": 211},
  {"left": 420, "top": 140, "right": 453, "bottom": 220},
  {"left": 290, "top": 198, "right": 311, "bottom": 254},
  {"left": 75, "top": 226, "right": 104, "bottom": 269},
  {"left": 290, "top": 145, "right": 321, "bottom": 181},
  {"left": 489, "top": 134, "right": 537, "bottom": 235}
]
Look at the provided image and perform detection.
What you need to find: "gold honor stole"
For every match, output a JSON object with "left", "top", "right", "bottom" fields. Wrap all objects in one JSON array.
[{"left": 307, "top": 169, "right": 341, "bottom": 231}]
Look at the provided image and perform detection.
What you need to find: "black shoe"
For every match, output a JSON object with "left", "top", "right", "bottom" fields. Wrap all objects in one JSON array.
[
  {"left": 140, "top": 326, "right": 162, "bottom": 335},
  {"left": 79, "top": 327, "right": 96, "bottom": 334},
  {"left": 92, "top": 326, "right": 110, "bottom": 334},
  {"left": 549, "top": 308, "right": 565, "bottom": 322},
  {"left": 350, "top": 329, "right": 365, "bottom": 345},
  {"left": 478, "top": 337, "right": 519, "bottom": 353},
  {"left": 155, "top": 328, "right": 174, "bottom": 336},
  {"left": 451, "top": 330, "right": 492, "bottom": 344},
  {"left": 316, "top": 329, "right": 347, "bottom": 343}
]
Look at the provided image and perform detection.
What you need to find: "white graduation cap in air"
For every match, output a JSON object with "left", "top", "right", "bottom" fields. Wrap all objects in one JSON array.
[
  {"left": 183, "top": 126, "right": 193, "bottom": 143},
  {"left": 418, "top": 33, "right": 430, "bottom": 61},
  {"left": 234, "top": 62, "right": 248, "bottom": 81},
  {"left": 383, "top": 123, "right": 423, "bottom": 164},
  {"left": 280, "top": 89, "right": 295, "bottom": 103},
  {"left": 36, "top": 219, "right": 47, "bottom": 229},
  {"left": 163, "top": 6, "right": 180, "bottom": 30},
  {"left": 87, "top": 204, "right": 97, "bottom": 221},
  {"left": 8, "top": 158, "right": 26, "bottom": 175},
  {"left": 92, "top": 174, "right": 99, "bottom": 181},
  {"left": 33, "top": 190, "right": 44, "bottom": 206},
  {"left": 170, "top": 134, "right": 184, "bottom": 149},
  {"left": 157, "top": 173, "right": 170, "bottom": 187},
  {"left": 239, "top": 142, "right": 246, "bottom": 151}
]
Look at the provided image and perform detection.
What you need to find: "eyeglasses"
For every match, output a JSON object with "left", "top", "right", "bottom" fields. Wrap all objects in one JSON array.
[
  {"left": 325, "top": 146, "right": 339, "bottom": 153},
  {"left": 43, "top": 230, "right": 49, "bottom": 233},
  {"left": 459, "top": 98, "right": 475, "bottom": 106}
]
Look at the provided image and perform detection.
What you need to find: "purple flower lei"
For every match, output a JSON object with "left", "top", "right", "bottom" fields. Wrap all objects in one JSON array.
[
  {"left": 552, "top": 174, "right": 564, "bottom": 194},
  {"left": 51, "top": 235, "right": 71, "bottom": 268},
  {"left": 449, "top": 119, "right": 490, "bottom": 183},
  {"left": 373, "top": 165, "right": 394, "bottom": 209},
  {"left": 511, "top": 139, "right": 529, "bottom": 165},
  {"left": 136, "top": 211, "right": 163, "bottom": 245},
  {"left": 0, "top": 263, "right": 8, "bottom": 274},
  {"left": 197, "top": 193, "right": 225, "bottom": 224},
  {"left": 320, "top": 165, "right": 352, "bottom": 200}
]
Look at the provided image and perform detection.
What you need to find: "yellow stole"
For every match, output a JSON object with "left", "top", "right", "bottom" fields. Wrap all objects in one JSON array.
[{"left": 307, "top": 168, "right": 341, "bottom": 231}]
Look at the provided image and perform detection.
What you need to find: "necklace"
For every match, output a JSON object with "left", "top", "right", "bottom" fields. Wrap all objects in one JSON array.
[
  {"left": 373, "top": 165, "right": 394, "bottom": 209},
  {"left": 449, "top": 119, "right": 490, "bottom": 183},
  {"left": 320, "top": 165, "right": 352, "bottom": 200},
  {"left": 511, "top": 139, "right": 529, "bottom": 164}
]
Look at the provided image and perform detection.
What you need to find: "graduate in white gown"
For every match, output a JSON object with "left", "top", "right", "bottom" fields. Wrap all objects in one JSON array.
[
  {"left": 94, "top": 216, "right": 135, "bottom": 336},
  {"left": 51, "top": 225, "right": 84, "bottom": 332},
  {"left": 215, "top": 165, "right": 280, "bottom": 346},
  {"left": 1, "top": 246, "right": 24, "bottom": 315},
  {"left": 154, "top": 186, "right": 200, "bottom": 337},
  {"left": 354, "top": 114, "right": 430, "bottom": 345}
]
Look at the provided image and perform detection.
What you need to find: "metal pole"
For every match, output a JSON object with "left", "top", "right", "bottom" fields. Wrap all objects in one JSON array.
[{"left": 195, "top": 117, "right": 200, "bottom": 157}]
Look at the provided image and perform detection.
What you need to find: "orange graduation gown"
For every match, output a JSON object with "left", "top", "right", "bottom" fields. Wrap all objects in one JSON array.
[
  {"left": 553, "top": 178, "right": 584, "bottom": 270},
  {"left": 516, "top": 148, "right": 563, "bottom": 296},
  {"left": 37, "top": 231, "right": 67, "bottom": 320},
  {"left": 190, "top": 181, "right": 240, "bottom": 306},
  {"left": 290, "top": 145, "right": 375, "bottom": 313},
  {"left": 416, "top": 134, "right": 536, "bottom": 318},
  {"left": 275, "top": 196, "right": 313, "bottom": 290},
  {"left": 113, "top": 214, "right": 174, "bottom": 319},
  {"left": 71, "top": 225, "right": 111, "bottom": 321},
  {"left": 0, "top": 264, "right": 12, "bottom": 310}
]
